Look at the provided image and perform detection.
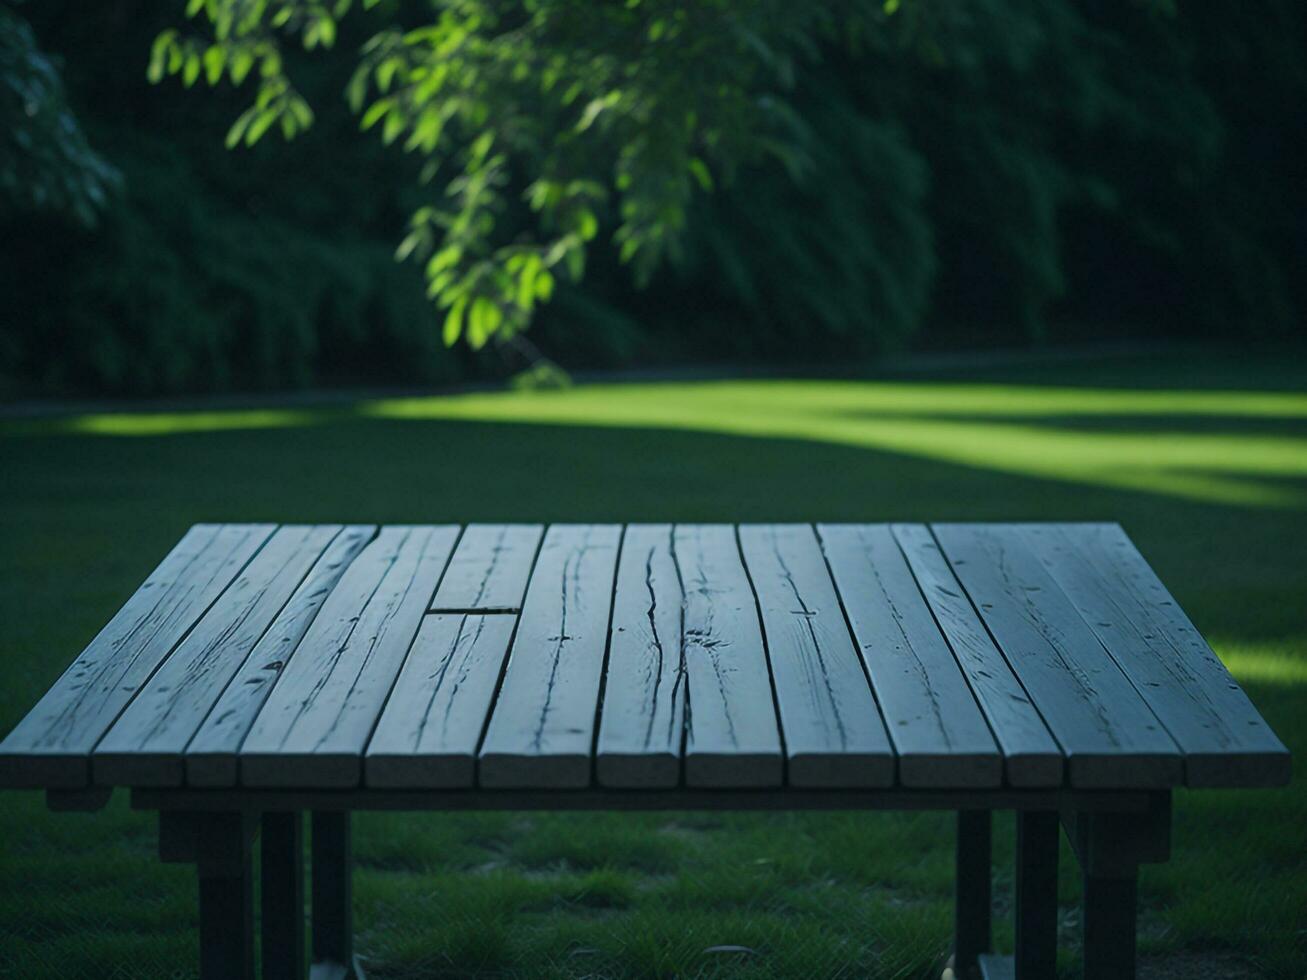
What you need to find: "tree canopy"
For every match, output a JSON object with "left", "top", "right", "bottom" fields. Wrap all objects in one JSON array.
[
  {"left": 3, "top": 0, "right": 1303, "bottom": 395},
  {"left": 150, "top": 0, "right": 905, "bottom": 349}
]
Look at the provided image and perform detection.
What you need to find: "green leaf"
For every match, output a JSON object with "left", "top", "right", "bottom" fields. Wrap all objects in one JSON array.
[
  {"left": 468, "top": 297, "right": 501, "bottom": 348},
  {"left": 405, "top": 108, "right": 442, "bottom": 152},
  {"left": 688, "top": 158, "right": 714, "bottom": 192},
  {"left": 516, "top": 254, "right": 542, "bottom": 308},
  {"left": 148, "top": 31, "right": 176, "bottom": 84},
  {"left": 245, "top": 108, "right": 276, "bottom": 145},
  {"left": 442, "top": 296, "right": 468, "bottom": 345},
  {"left": 289, "top": 97, "right": 313, "bottom": 128},
  {"left": 565, "top": 245, "right": 585, "bottom": 281},
  {"left": 225, "top": 108, "right": 254, "bottom": 149},
  {"left": 182, "top": 52, "right": 202, "bottom": 88},
  {"left": 203, "top": 46, "right": 225, "bottom": 86},
  {"left": 427, "top": 244, "right": 463, "bottom": 276},
  {"left": 377, "top": 58, "right": 399, "bottom": 93},
  {"left": 534, "top": 269, "right": 555, "bottom": 301},
  {"left": 360, "top": 99, "right": 392, "bottom": 131},
  {"left": 230, "top": 49, "right": 255, "bottom": 84},
  {"left": 575, "top": 209, "right": 598, "bottom": 241},
  {"left": 346, "top": 65, "right": 369, "bottom": 112},
  {"left": 381, "top": 111, "right": 405, "bottom": 145},
  {"left": 395, "top": 230, "right": 424, "bottom": 262},
  {"left": 576, "top": 95, "right": 610, "bottom": 132}
]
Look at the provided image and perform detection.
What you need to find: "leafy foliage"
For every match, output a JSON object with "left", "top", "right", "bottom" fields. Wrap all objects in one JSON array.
[
  {"left": 0, "top": 5, "right": 120, "bottom": 227},
  {"left": 150, "top": 0, "right": 894, "bottom": 348}
]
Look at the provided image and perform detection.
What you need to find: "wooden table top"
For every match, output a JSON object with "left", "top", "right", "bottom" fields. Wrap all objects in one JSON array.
[{"left": 0, "top": 523, "right": 1290, "bottom": 794}]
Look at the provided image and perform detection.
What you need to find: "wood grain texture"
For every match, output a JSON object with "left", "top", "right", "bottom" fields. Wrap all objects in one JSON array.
[
  {"left": 182, "top": 526, "right": 376, "bottom": 786},
  {"left": 818, "top": 524, "right": 1001, "bottom": 788},
  {"left": 93, "top": 525, "right": 347, "bottom": 786},
  {"left": 0, "top": 523, "right": 275, "bottom": 789},
  {"left": 595, "top": 525, "right": 686, "bottom": 788},
  {"left": 429, "top": 524, "right": 543, "bottom": 612},
  {"left": 365, "top": 614, "right": 516, "bottom": 788},
  {"left": 239, "top": 526, "right": 460, "bottom": 788},
  {"left": 478, "top": 525, "right": 622, "bottom": 788},
  {"left": 933, "top": 524, "right": 1182, "bottom": 788},
  {"left": 739, "top": 524, "right": 894, "bottom": 787},
  {"left": 1016, "top": 523, "right": 1290, "bottom": 787},
  {"left": 672, "top": 525, "right": 784, "bottom": 787},
  {"left": 891, "top": 524, "right": 1063, "bottom": 787}
]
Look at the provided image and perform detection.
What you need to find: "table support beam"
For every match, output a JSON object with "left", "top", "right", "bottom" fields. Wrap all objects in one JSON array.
[
  {"left": 263, "top": 811, "right": 306, "bottom": 980},
  {"left": 1014, "top": 811, "right": 1058, "bottom": 980},
  {"left": 312, "top": 811, "right": 355, "bottom": 978},
  {"left": 953, "top": 810, "right": 992, "bottom": 978}
]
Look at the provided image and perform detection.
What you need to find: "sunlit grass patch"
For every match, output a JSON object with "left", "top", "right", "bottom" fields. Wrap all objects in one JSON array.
[
  {"left": 15, "top": 375, "right": 1306, "bottom": 507},
  {"left": 1217, "top": 640, "right": 1307, "bottom": 686}
]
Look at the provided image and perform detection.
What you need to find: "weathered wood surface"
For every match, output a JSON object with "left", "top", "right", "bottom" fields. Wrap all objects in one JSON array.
[
  {"left": 365, "top": 614, "right": 516, "bottom": 787},
  {"left": 478, "top": 525, "right": 622, "bottom": 788},
  {"left": 93, "top": 525, "right": 347, "bottom": 786},
  {"left": 932, "top": 524, "right": 1183, "bottom": 788},
  {"left": 891, "top": 524, "right": 1063, "bottom": 787},
  {"left": 1016, "top": 523, "right": 1290, "bottom": 787},
  {"left": 183, "top": 526, "right": 376, "bottom": 786},
  {"left": 1, "top": 521, "right": 1288, "bottom": 795},
  {"left": 429, "top": 524, "right": 543, "bottom": 612},
  {"left": 739, "top": 524, "right": 894, "bottom": 787},
  {"left": 818, "top": 524, "right": 1001, "bottom": 788},
  {"left": 239, "top": 526, "right": 459, "bottom": 788},
  {"left": 674, "top": 525, "right": 784, "bottom": 787},
  {"left": 0, "top": 523, "right": 274, "bottom": 788},
  {"left": 595, "top": 525, "right": 686, "bottom": 787}
]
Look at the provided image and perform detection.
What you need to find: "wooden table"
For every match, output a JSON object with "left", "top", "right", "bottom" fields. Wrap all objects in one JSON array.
[{"left": 0, "top": 523, "right": 1290, "bottom": 979}]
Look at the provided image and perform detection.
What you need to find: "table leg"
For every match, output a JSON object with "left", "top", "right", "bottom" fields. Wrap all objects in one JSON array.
[
  {"left": 1014, "top": 811, "right": 1059, "bottom": 980},
  {"left": 1082, "top": 870, "right": 1137, "bottom": 980},
  {"left": 1063, "top": 794, "right": 1168, "bottom": 980},
  {"left": 263, "top": 811, "right": 306, "bottom": 980},
  {"left": 312, "top": 811, "right": 356, "bottom": 979},
  {"left": 195, "top": 812, "right": 256, "bottom": 980},
  {"left": 953, "top": 810, "right": 992, "bottom": 978}
]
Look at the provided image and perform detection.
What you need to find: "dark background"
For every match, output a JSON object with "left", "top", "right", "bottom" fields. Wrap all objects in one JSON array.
[{"left": 2, "top": 1, "right": 1305, "bottom": 396}]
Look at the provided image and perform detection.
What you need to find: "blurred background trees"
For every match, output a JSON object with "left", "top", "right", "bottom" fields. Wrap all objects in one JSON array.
[{"left": 1, "top": 0, "right": 1303, "bottom": 396}]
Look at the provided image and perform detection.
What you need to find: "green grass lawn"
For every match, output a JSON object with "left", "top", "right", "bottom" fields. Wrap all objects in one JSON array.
[{"left": 1, "top": 349, "right": 1304, "bottom": 978}]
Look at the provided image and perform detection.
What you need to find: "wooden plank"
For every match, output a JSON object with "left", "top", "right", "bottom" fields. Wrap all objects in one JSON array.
[
  {"left": 932, "top": 524, "right": 1183, "bottom": 788},
  {"left": 182, "top": 526, "right": 376, "bottom": 787},
  {"left": 429, "top": 523, "right": 543, "bottom": 612},
  {"left": 891, "top": 524, "right": 1064, "bottom": 787},
  {"left": 93, "top": 525, "right": 348, "bottom": 786},
  {"left": 595, "top": 525, "right": 686, "bottom": 788},
  {"left": 0, "top": 523, "right": 275, "bottom": 789},
  {"left": 818, "top": 524, "right": 1001, "bottom": 788},
  {"left": 364, "top": 614, "right": 516, "bottom": 788},
  {"left": 739, "top": 524, "right": 894, "bottom": 787},
  {"left": 477, "top": 524, "right": 622, "bottom": 788},
  {"left": 1016, "top": 523, "right": 1290, "bottom": 787},
  {"left": 239, "top": 526, "right": 460, "bottom": 788},
  {"left": 674, "top": 525, "right": 784, "bottom": 787}
]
